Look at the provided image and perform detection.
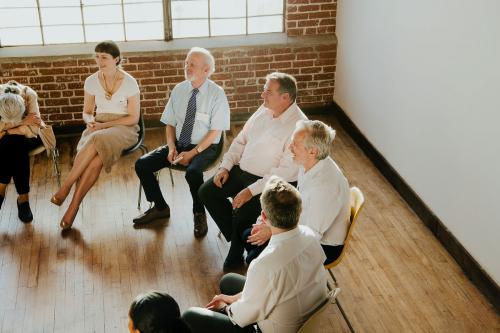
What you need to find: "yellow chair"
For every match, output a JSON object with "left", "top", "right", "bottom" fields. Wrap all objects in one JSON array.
[
  {"left": 324, "top": 186, "right": 365, "bottom": 333},
  {"left": 298, "top": 288, "right": 341, "bottom": 333}
]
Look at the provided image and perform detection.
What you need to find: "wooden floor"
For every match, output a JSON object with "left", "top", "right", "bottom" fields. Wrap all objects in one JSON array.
[{"left": 0, "top": 114, "right": 498, "bottom": 333}]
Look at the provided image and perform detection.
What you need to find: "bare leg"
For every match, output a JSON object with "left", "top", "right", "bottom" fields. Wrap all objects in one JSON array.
[
  {"left": 18, "top": 193, "right": 29, "bottom": 204},
  {"left": 61, "top": 155, "right": 103, "bottom": 226},
  {"left": 53, "top": 143, "right": 99, "bottom": 202},
  {"left": 0, "top": 183, "right": 6, "bottom": 197}
]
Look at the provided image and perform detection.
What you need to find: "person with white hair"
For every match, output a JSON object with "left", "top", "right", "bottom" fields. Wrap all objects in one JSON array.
[
  {"left": 0, "top": 81, "right": 44, "bottom": 223},
  {"left": 133, "top": 47, "right": 230, "bottom": 237},
  {"left": 245, "top": 120, "right": 350, "bottom": 265}
]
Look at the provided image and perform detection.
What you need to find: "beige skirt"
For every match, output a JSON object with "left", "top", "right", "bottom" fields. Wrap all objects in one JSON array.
[{"left": 76, "top": 113, "right": 139, "bottom": 172}]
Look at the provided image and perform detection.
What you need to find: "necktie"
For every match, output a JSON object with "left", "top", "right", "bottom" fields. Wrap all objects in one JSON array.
[{"left": 178, "top": 88, "right": 199, "bottom": 147}]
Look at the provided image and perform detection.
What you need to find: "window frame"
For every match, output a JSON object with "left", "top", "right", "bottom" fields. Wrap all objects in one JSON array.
[{"left": 0, "top": 0, "right": 285, "bottom": 47}]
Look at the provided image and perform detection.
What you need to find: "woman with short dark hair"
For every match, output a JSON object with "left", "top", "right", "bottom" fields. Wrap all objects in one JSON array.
[
  {"left": 128, "top": 291, "right": 191, "bottom": 333},
  {"left": 50, "top": 40, "right": 141, "bottom": 229}
]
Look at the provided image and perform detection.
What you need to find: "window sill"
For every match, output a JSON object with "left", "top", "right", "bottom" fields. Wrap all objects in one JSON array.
[{"left": 0, "top": 33, "right": 336, "bottom": 59}]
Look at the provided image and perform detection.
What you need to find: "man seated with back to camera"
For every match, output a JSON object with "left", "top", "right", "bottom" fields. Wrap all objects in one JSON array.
[
  {"left": 198, "top": 72, "right": 307, "bottom": 271},
  {"left": 182, "top": 176, "right": 328, "bottom": 333},
  {"left": 244, "top": 120, "right": 350, "bottom": 265}
]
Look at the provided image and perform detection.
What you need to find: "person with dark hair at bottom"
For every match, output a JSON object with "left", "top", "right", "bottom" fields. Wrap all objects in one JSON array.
[
  {"left": 50, "top": 40, "right": 141, "bottom": 230},
  {"left": 183, "top": 177, "right": 328, "bottom": 333},
  {"left": 133, "top": 47, "right": 230, "bottom": 238},
  {"left": 244, "top": 120, "right": 350, "bottom": 265},
  {"left": 198, "top": 72, "right": 307, "bottom": 271},
  {"left": 128, "top": 291, "right": 191, "bottom": 333}
]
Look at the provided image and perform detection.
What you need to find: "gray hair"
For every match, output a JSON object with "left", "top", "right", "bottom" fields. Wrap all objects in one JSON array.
[
  {"left": 295, "top": 120, "right": 336, "bottom": 160},
  {"left": 266, "top": 72, "right": 298, "bottom": 102},
  {"left": 0, "top": 93, "right": 25, "bottom": 123},
  {"left": 260, "top": 176, "right": 302, "bottom": 230},
  {"left": 188, "top": 47, "right": 215, "bottom": 77}
]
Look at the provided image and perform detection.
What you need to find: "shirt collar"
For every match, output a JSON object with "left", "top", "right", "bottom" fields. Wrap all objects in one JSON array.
[
  {"left": 268, "top": 226, "right": 300, "bottom": 246},
  {"left": 264, "top": 102, "right": 299, "bottom": 123},
  {"left": 189, "top": 79, "right": 209, "bottom": 95},
  {"left": 300, "top": 157, "right": 328, "bottom": 186}
]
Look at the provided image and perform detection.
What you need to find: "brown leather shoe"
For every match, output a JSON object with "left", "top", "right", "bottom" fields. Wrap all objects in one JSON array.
[
  {"left": 193, "top": 212, "right": 208, "bottom": 238},
  {"left": 133, "top": 205, "right": 170, "bottom": 225}
]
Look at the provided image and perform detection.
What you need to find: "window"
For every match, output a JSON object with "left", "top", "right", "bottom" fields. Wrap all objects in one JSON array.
[{"left": 0, "top": 0, "right": 284, "bottom": 47}]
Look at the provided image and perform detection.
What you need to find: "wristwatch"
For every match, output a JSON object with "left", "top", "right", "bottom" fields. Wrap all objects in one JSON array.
[{"left": 196, "top": 146, "right": 203, "bottom": 154}]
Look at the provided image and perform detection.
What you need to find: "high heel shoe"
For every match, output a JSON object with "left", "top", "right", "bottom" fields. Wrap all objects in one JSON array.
[
  {"left": 50, "top": 195, "right": 64, "bottom": 206},
  {"left": 59, "top": 219, "right": 73, "bottom": 230}
]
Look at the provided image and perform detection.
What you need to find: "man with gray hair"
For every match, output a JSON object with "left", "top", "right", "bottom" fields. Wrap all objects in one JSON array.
[
  {"left": 182, "top": 176, "right": 328, "bottom": 333},
  {"left": 134, "top": 47, "right": 230, "bottom": 238},
  {"left": 199, "top": 72, "right": 307, "bottom": 271},
  {"left": 246, "top": 120, "right": 350, "bottom": 265}
]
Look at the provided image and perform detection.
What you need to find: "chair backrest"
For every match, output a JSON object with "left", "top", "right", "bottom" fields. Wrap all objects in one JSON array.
[
  {"left": 324, "top": 186, "right": 365, "bottom": 269},
  {"left": 298, "top": 288, "right": 341, "bottom": 333},
  {"left": 122, "top": 111, "right": 146, "bottom": 155},
  {"left": 29, "top": 144, "right": 46, "bottom": 157}
]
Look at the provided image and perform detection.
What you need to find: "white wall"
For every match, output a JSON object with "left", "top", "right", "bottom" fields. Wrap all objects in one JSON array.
[{"left": 334, "top": 0, "right": 500, "bottom": 284}]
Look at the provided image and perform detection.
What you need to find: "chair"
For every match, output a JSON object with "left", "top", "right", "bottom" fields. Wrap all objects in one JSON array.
[
  {"left": 298, "top": 288, "right": 341, "bottom": 333},
  {"left": 122, "top": 111, "right": 149, "bottom": 209},
  {"left": 323, "top": 186, "right": 365, "bottom": 333},
  {"left": 29, "top": 144, "right": 61, "bottom": 187},
  {"left": 167, "top": 131, "right": 227, "bottom": 187}
]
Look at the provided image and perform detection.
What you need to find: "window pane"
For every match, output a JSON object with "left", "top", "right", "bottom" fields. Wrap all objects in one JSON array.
[
  {"left": 39, "top": 0, "right": 80, "bottom": 6},
  {"left": 83, "top": 4, "right": 122, "bottom": 24},
  {"left": 171, "top": 0, "right": 207, "bottom": 19},
  {"left": 248, "top": 0, "right": 283, "bottom": 16},
  {"left": 124, "top": 3, "right": 162, "bottom": 22},
  {"left": 82, "top": 0, "right": 120, "bottom": 5},
  {"left": 0, "top": 27, "right": 42, "bottom": 46},
  {"left": 126, "top": 22, "right": 163, "bottom": 41},
  {"left": 211, "top": 0, "right": 245, "bottom": 18},
  {"left": 0, "top": 0, "right": 36, "bottom": 8},
  {"left": 44, "top": 25, "right": 84, "bottom": 44},
  {"left": 211, "top": 18, "right": 245, "bottom": 36},
  {"left": 0, "top": 8, "right": 39, "bottom": 29},
  {"left": 124, "top": 0, "right": 161, "bottom": 3},
  {"left": 172, "top": 19, "right": 208, "bottom": 38},
  {"left": 85, "top": 24, "right": 124, "bottom": 42},
  {"left": 248, "top": 15, "right": 282, "bottom": 34},
  {"left": 41, "top": 7, "right": 82, "bottom": 26}
]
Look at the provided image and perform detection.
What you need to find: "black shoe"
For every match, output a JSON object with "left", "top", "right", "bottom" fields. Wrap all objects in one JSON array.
[
  {"left": 17, "top": 200, "right": 33, "bottom": 223},
  {"left": 133, "top": 205, "right": 170, "bottom": 225},
  {"left": 193, "top": 212, "right": 208, "bottom": 238}
]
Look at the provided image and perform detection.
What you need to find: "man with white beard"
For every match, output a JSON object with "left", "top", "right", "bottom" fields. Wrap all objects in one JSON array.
[{"left": 134, "top": 47, "right": 230, "bottom": 238}]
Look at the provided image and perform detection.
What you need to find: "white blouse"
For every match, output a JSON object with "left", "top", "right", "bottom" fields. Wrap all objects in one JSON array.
[{"left": 84, "top": 71, "right": 139, "bottom": 115}]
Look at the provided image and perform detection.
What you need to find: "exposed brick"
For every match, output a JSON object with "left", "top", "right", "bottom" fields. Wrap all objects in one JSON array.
[
  {"left": 65, "top": 67, "right": 89, "bottom": 74},
  {"left": 50, "top": 91, "right": 62, "bottom": 98},
  {"left": 45, "top": 98, "right": 69, "bottom": 106},
  {"left": 138, "top": 63, "right": 161, "bottom": 70},
  {"left": 1, "top": 63, "right": 27, "bottom": 70},
  {"left": 274, "top": 54, "right": 296, "bottom": 61},
  {"left": 40, "top": 68, "right": 65, "bottom": 75},
  {"left": 78, "top": 59, "right": 95, "bottom": 66},
  {"left": 70, "top": 97, "right": 84, "bottom": 105},
  {"left": 52, "top": 60, "right": 78, "bottom": 67},
  {"left": 30, "top": 76, "right": 55, "bottom": 84}
]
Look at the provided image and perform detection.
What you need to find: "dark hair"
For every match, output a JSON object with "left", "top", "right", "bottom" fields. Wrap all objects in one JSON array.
[
  {"left": 95, "top": 40, "right": 121, "bottom": 64},
  {"left": 129, "top": 292, "right": 191, "bottom": 333}
]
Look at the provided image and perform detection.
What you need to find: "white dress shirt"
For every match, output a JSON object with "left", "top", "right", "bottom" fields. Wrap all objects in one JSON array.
[
  {"left": 228, "top": 225, "right": 328, "bottom": 333},
  {"left": 160, "top": 79, "right": 230, "bottom": 144},
  {"left": 220, "top": 102, "right": 307, "bottom": 195},
  {"left": 298, "top": 157, "right": 350, "bottom": 246}
]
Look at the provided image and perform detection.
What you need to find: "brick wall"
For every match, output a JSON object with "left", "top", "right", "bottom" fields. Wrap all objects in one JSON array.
[
  {"left": 0, "top": 0, "right": 337, "bottom": 127},
  {"left": 286, "top": 0, "right": 337, "bottom": 36}
]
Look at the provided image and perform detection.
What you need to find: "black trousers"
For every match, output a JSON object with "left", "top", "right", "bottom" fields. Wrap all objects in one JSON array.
[
  {"left": 135, "top": 143, "right": 218, "bottom": 213},
  {"left": 182, "top": 273, "right": 254, "bottom": 333},
  {"left": 0, "top": 134, "right": 42, "bottom": 195},
  {"left": 199, "top": 166, "right": 263, "bottom": 260}
]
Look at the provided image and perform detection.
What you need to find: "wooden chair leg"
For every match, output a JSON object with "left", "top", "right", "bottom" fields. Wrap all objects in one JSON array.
[
  {"left": 168, "top": 167, "right": 174, "bottom": 187},
  {"left": 137, "top": 181, "right": 142, "bottom": 210},
  {"left": 337, "top": 298, "right": 355, "bottom": 333}
]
